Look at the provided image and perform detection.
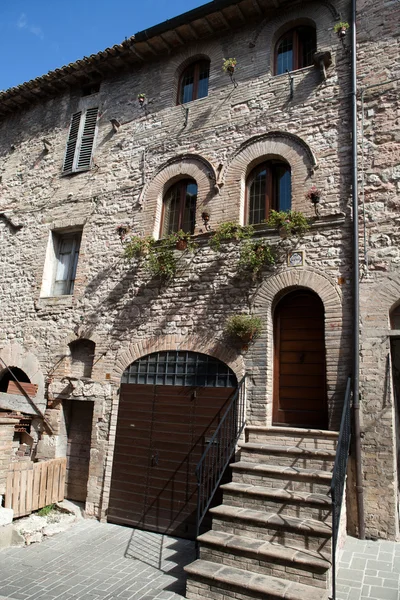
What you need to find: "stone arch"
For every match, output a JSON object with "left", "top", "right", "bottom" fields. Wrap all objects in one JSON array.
[
  {"left": 139, "top": 154, "right": 218, "bottom": 238},
  {"left": 249, "top": 268, "right": 345, "bottom": 428},
  {"left": 0, "top": 342, "right": 45, "bottom": 415},
  {"left": 220, "top": 132, "right": 317, "bottom": 224},
  {"left": 112, "top": 333, "right": 245, "bottom": 384}
]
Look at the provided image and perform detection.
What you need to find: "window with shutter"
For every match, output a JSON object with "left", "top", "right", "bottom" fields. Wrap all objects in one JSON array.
[{"left": 62, "top": 107, "right": 98, "bottom": 174}]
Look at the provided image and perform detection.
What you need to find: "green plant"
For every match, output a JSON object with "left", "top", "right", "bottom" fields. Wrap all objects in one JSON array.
[
  {"left": 225, "top": 314, "right": 263, "bottom": 343},
  {"left": 239, "top": 240, "right": 276, "bottom": 278},
  {"left": 267, "top": 210, "right": 310, "bottom": 237},
  {"left": 123, "top": 235, "right": 154, "bottom": 260},
  {"left": 37, "top": 504, "right": 55, "bottom": 517},
  {"left": 222, "top": 58, "right": 237, "bottom": 73},
  {"left": 146, "top": 245, "right": 177, "bottom": 279},
  {"left": 166, "top": 229, "right": 197, "bottom": 252},
  {"left": 210, "top": 222, "right": 254, "bottom": 251},
  {"left": 333, "top": 21, "right": 350, "bottom": 36}
]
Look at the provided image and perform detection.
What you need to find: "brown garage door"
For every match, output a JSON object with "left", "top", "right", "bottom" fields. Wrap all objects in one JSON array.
[
  {"left": 108, "top": 352, "right": 236, "bottom": 539},
  {"left": 273, "top": 290, "right": 328, "bottom": 429}
]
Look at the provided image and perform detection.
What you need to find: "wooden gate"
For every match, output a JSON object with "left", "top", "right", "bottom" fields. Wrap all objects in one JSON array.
[
  {"left": 108, "top": 384, "right": 235, "bottom": 539},
  {"left": 5, "top": 458, "right": 67, "bottom": 518}
]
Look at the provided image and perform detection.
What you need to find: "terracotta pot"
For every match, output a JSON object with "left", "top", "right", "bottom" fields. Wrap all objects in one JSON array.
[{"left": 176, "top": 239, "right": 188, "bottom": 251}]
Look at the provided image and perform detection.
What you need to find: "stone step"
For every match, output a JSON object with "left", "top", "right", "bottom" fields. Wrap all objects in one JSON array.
[
  {"left": 185, "top": 559, "right": 330, "bottom": 600},
  {"left": 231, "top": 461, "right": 332, "bottom": 494},
  {"left": 209, "top": 505, "right": 332, "bottom": 553},
  {"left": 245, "top": 426, "right": 338, "bottom": 451},
  {"left": 239, "top": 442, "right": 336, "bottom": 470},
  {"left": 198, "top": 530, "right": 330, "bottom": 588},
  {"left": 220, "top": 482, "right": 332, "bottom": 522}
]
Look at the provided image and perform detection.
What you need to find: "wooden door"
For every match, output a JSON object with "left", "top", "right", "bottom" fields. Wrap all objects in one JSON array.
[
  {"left": 273, "top": 291, "right": 328, "bottom": 428},
  {"left": 64, "top": 400, "right": 93, "bottom": 502},
  {"left": 108, "top": 384, "right": 235, "bottom": 539}
]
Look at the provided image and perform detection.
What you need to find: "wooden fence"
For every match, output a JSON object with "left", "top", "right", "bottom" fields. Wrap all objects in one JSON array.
[{"left": 5, "top": 458, "right": 67, "bottom": 518}]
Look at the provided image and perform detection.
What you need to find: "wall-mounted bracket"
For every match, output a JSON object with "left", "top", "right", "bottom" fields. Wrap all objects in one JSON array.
[
  {"left": 180, "top": 104, "right": 189, "bottom": 128},
  {"left": 313, "top": 51, "right": 332, "bottom": 81},
  {"left": 286, "top": 70, "right": 294, "bottom": 100}
]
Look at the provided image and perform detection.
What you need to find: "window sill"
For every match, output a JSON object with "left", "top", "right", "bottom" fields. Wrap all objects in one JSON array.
[{"left": 36, "top": 295, "right": 74, "bottom": 309}]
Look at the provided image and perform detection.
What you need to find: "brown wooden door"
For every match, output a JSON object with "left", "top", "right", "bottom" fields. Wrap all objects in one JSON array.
[
  {"left": 273, "top": 291, "right": 328, "bottom": 428},
  {"left": 108, "top": 384, "right": 235, "bottom": 538},
  {"left": 64, "top": 400, "right": 93, "bottom": 502}
]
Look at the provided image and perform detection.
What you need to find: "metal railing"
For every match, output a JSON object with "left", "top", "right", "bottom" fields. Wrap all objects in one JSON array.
[
  {"left": 195, "top": 376, "right": 246, "bottom": 543},
  {"left": 330, "top": 376, "right": 352, "bottom": 600}
]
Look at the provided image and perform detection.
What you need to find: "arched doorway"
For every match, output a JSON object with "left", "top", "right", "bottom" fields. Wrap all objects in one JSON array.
[
  {"left": 108, "top": 351, "right": 237, "bottom": 538},
  {"left": 273, "top": 290, "right": 328, "bottom": 428}
]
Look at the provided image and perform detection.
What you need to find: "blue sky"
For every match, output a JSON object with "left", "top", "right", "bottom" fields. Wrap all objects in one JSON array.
[{"left": 0, "top": 0, "right": 207, "bottom": 91}]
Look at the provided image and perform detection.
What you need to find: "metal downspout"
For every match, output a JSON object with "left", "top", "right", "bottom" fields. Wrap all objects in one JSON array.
[{"left": 351, "top": 0, "right": 366, "bottom": 539}]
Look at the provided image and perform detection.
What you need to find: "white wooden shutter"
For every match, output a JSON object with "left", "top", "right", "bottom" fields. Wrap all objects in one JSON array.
[
  {"left": 76, "top": 107, "right": 98, "bottom": 171},
  {"left": 62, "top": 111, "right": 82, "bottom": 173}
]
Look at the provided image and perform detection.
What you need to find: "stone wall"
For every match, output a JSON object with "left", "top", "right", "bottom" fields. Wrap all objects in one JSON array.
[
  {"left": 355, "top": 0, "right": 400, "bottom": 539},
  {"left": 0, "top": 418, "right": 16, "bottom": 497}
]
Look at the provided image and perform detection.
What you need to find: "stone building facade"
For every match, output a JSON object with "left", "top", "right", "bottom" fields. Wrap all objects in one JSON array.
[{"left": 0, "top": 0, "right": 399, "bottom": 573}]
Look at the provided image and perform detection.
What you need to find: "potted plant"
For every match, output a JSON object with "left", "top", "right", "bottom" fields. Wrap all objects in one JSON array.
[
  {"left": 167, "top": 229, "right": 195, "bottom": 251},
  {"left": 123, "top": 234, "right": 154, "bottom": 259},
  {"left": 137, "top": 93, "right": 146, "bottom": 107},
  {"left": 305, "top": 186, "right": 322, "bottom": 205},
  {"left": 116, "top": 223, "right": 131, "bottom": 241},
  {"left": 210, "top": 222, "right": 254, "bottom": 251},
  {"left": 267, "top": 210, "right": 310, "bottom": 237},
  {"left": 225, "top": 314, "right": 263, "bottom": 344},
  {"left": 333, "top": 22, "right": 350, "bottom": 38},
  {"left": 239, "top": 240, "right": 276, "bottom": 279},
  {"left": 222, "top": 58, "right": 237, "bottom": 74}
]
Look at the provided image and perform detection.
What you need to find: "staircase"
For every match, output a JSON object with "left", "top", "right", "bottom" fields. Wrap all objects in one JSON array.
[{"left": 185, "top": 426, "right": 338, "bottom": 600}]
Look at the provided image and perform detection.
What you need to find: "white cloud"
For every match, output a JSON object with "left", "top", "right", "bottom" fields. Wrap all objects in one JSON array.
[{"left": 16, "top": 13, "right": 43, "bottom": 39}]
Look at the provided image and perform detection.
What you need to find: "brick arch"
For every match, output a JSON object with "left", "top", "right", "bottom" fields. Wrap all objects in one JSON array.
[
  {"left": 249, "top": 268, "right": 344, "bottom": 428},
  {"left": 112, "top": 333, "right": 245, "bottom": 384},
  {"left": 220, "top": 132, "right": 317, "bottom": 224},
  {"left": 161, "top": 40, "right": 220, "bottom": 105},
  {"left": 249, "top": 1, "right": 336, "bottom": 66},
  {"left": 363, "top": 278, "right": 400, "bottom": 330},
  {"left": 139, "top": 154, "right": 218, "bottom": 238}
]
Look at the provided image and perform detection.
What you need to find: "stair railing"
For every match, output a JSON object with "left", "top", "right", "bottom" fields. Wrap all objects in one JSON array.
[
  {"left": 195, "top": 376, "right": 246, "bottom": 544},
  {"left": 330, "top": 376, "right": 352, "bottom": 600}
]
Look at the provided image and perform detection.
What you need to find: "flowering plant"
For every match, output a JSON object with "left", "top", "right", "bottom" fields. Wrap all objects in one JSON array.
[
  {"left": 222, "top": 58, "right": 237, "bottom": 73},
  {"left": 305, "top": 186, "right": 322, "bottom": 202},
  {"left": 116, "top": 224, "right": 131, "bottom": 240},
  {"left": 267, "top": 210, "right": 310, "bottom": 236}
]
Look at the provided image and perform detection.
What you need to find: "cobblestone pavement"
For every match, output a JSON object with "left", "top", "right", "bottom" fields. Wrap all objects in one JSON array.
[
  {"left": 0, "top": 520, "right": 195, "bottom": 600},
  {"left": 337, "top": 536, "right": 400, "bottom": 600}
]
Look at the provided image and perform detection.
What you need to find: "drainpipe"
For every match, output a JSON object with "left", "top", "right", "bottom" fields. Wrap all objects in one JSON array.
[{"left": 351, "top": 0, "right": 366, "bottom": 539}]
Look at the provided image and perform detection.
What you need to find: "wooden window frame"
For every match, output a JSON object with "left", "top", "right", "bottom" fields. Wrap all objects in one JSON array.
[
  {"left": 245, "top": 161, "right": 291, "bottom": 225},
  {"left": 177, "top": 60, "right": 210, "bottom": 105},
  {"left": 52, "top": 231, "right": 82, "bottom": 296},
  {"left": 161, "top": 180, "right": 197, "bottom": 237},
  {"left": 274, "top": 27, "right": 316, "bottom": 75}
]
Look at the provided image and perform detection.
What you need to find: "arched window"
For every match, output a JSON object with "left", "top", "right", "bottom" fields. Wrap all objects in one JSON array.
[
  {"left": 178, "top": 60, "right": 210, "bottom": 104},
  {"left": 162, "top": 179, "right": 197, "bottom": 236},
  {"left": 275, "top": 27, "right": 316, "bottom": 75},
  {"left": 246, "top": 161, "right": 291, "bottom": 225}
]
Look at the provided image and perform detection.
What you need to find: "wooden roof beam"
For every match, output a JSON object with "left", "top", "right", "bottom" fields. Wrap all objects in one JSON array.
[
  {"left": 252, "top": 0, "right": 264, "bottom": 14},
  {"left": 186, "top": 23, "right": 199, "bottom": 39},
  {"left": 216, "top": 11, "right": 231, "bottom": 30},
  {"left": 235, "top": 4, "right": 247, "bottom": 22}
]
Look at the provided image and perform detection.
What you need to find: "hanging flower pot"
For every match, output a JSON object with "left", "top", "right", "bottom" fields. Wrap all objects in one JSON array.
[
  {"left": 176, "top": 239, "right": 188, "bottom": 251},
  {"left": 222, "top": 58, "right": 237, "bottom": 74},
  {"left": 306, "top": 186, "right": 322, "bottom": 205},
  {"left": 333, "top": 22, "right": 350, "bottom": 38},
  {"left": 137, "top": 93, "right": 146, "bottom": 108}
]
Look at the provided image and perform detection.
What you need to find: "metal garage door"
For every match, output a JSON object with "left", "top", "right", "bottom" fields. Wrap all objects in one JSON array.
[{"left": 108, "top": 351, "right": 237, "bottom": 539}]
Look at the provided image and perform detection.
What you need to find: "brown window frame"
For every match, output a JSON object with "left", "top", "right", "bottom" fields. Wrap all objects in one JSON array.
[
  {"left": 160, "top": 179, "right": 197, "bottom": 237},
  {"left": 274, "top": 27, "right": 316, "bottom": 75},
  {"left": 177, "top": 60, "right": 210, "bottom": 105},
  {"left": 245, "top": 161, "right": 291, "bottom": 225}
]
